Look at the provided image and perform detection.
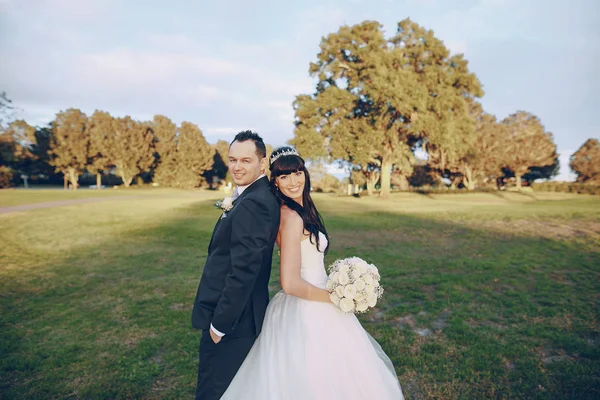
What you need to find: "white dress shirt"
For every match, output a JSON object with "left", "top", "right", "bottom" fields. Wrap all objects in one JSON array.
[{"left": 211, "top": 174, "right": 266, "bottom": 337}]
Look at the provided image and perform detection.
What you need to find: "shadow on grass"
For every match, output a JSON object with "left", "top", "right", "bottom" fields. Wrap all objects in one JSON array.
[
  {"left": 412, "top": 190, "right": 436, "bottom": 200},
  {"left": 1, "top": 198, "right": 599, "bottom": 399}
]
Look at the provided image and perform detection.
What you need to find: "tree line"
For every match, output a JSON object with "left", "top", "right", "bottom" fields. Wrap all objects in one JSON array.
[
  {"left": 0, "top": 106, "right": 230, "bottom": 189},
  {"left": 1, "top": 18, "right": 599, "bottom": 192},
  {"left": 290, "top": 19, "right": 598, "bottom": 196}
]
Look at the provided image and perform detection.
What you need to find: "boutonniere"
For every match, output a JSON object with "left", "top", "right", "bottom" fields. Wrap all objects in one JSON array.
[{"left": 214, "top": 197, "right": 234, "bottom": 212}]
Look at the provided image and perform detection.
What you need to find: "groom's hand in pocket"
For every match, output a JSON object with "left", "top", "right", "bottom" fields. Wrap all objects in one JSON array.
[{"left": 210, "top": 329, "right": 222, "bottom": 344}]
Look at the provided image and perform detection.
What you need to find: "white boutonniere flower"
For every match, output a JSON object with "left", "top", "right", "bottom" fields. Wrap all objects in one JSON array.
[{"left": 214, "top": 197, "right": 234, "bottom": 212}]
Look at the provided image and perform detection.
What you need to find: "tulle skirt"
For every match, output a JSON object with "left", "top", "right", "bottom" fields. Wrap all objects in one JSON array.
[{"left": 221, "top": 291, "right": 405, "bottom": 399}]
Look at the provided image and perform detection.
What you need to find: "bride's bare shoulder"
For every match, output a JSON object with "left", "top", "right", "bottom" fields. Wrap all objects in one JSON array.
[
  {"left": 280, "top": 205, "right": 298, "bottom": 219},
  {"left": 279, "top": 206, "right": 302, "bottom": 229}
]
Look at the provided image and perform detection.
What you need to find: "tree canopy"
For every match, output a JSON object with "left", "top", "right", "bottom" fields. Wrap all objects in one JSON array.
[
  {"left": 292, "top": 19, "right": 483, "bottom": 197},
  {"left": 570, "top": 138, "right": 600, "bottom": 184}
]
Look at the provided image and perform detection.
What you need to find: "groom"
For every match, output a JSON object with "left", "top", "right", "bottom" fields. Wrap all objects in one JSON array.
[{"left": 192, "top": 131, "right": 280, "bottom": 400}]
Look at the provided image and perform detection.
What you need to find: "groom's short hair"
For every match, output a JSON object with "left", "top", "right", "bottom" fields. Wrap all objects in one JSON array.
[{"left": 231, "top": 130, "right": 267, "bottom": 159}]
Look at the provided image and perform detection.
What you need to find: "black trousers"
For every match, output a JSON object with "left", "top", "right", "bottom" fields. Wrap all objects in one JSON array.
[{"left": 195, "top": 312, "right": 256, "bottom": 400}]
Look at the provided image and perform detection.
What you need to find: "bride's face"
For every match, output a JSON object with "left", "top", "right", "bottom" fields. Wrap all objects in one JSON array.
[{"left": 276, "top": 170, "right": 305, "bottom": 204}]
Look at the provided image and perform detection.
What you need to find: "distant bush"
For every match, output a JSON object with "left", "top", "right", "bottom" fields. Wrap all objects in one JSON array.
[
  {"left": 531, "top": 182, "right": 600, "bottom": 195},
  {"left": 0, "top": 166, "right": 15, "bottom": 188},
  {"left": 313, "top": 173, "right": 343, "bottom": 193},
  {"left": 399, "top": 187, "right": 499, "bottom": 195}
]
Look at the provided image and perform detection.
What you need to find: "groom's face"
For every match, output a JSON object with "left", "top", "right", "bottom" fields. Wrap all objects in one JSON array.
[{"left": 228, "top": 140, "right": 266, "bottom": 187}]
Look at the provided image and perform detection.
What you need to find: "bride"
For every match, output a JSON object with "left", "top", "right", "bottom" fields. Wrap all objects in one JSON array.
[{"left": 221, "top": 146, "right": 405, "bottom": 399}]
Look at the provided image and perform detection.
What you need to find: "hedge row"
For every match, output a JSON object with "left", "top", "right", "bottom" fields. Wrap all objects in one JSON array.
[{"left": 530, "top": 182, "right": 600, "bottom": 195}]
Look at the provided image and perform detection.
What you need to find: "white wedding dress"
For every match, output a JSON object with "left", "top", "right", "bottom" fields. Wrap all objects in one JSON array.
[{"left": 221, "top": 232, "right": 405, "bottom": 399}]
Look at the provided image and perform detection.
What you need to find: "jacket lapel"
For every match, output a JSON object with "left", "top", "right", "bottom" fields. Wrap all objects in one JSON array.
[
  {"left": 207, "top": 176, "right": 270, "bottom": 252},
  {"left": 233, "top": 176, "right": 269, "bottom": 206}
]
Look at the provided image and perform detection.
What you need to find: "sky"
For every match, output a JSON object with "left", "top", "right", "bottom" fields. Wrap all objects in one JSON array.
[{"left": 1, "top": 0, "right": 598, "bottom": 181}]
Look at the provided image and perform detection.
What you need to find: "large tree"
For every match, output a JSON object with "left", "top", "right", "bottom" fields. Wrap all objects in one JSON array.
[
  {"left": 389, "top": 19, "right": 484, "bottom": 185},
  {"left": 1, "top": 120, "right": 35, "bottom": 166},
  {"left": 292, "top": 19, "right": 482, "bottom": 197},
  {"left": 151, "top": 115, "right": 179, "bottom": 187},
  {"left": 106, "top": 116, "right": 154, "bottom": 187},
  {"left": 172, "top": 122, "right": 214, "bottom": 188},
  {"left": 292, "top": 21, "right": 425, "bottom": 198},
  {"left": 49, "top": 108, "right": 89, "bottom": 189},
  {"left": 570, "top": 138, "right": 600, "bottom": 184},
  {"left": 87, "top": 110, "right": 114, "bottom": 188},
  {"left": 501, "top": 111, "right": 557, "bottom": 189},
  {"left": 453, "top": 104, "right": 505, "bottom": 190}
]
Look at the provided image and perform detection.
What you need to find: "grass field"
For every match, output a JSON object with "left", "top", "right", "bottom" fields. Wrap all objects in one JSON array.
[
  {"left": 1, "top": 190, "right": 599, "bottom": 399},
  {"left": 0, "top": 188, "right": 210, "bottom": 208}
]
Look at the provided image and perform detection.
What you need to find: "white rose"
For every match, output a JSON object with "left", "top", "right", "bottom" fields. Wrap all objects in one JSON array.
[
  {"left": 365, "top": 284, "right": 375, "bottom": 295},
  {"left": 326, "top": 279, "right": 334, "bottom": 290},
  {"left": 329, "top": 272, "right": 339, "bottom": 283},
  {"left": 356, "top": 300, "right": 369, "bottom": 313},
  {"left": 338, "top": 272, "right": 350, "bottom": 285},
  {"left": 355, "top": 294, "right": 365, "bottom": 303},
  {"left": 363, "top": 274, "right": 374, "bottom": 286},
  {"left": 351, "top": 267, "right": 363, "bottom": 279},
  {"left": 354, "top": 279, "right": 366, "bottom": 291},
  {"left": 357, "top": 260, "right": 369, "bottom": 271},
  {"left": 343, "top": 284, "right": 357, "bottom": 299},
  {"left": 330, "top": 292, "right": 340, "bottom": 306},
  {"left": 338, "top": 264, "right": 350, "bottom": 275},
  {"left": 339, "top": 297, "right": 355, "bottom": 313},
  {"left": 367, "top": 294, "right": 378, "bottom": 308},
  {"left": 222, "top": 197, "right": 234, "bottom": 208},
  {"left": 335, "top": 286, "right": 345, "bottom": 298}
]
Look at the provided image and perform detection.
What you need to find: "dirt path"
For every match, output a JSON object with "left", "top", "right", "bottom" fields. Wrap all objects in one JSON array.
[{"left": 0, "top": 196, "right": 139, "bottom": 214}]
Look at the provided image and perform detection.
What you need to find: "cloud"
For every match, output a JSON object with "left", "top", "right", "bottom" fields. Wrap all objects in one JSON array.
[
  {"left": 0, "top": 0, "right": 14, "bottom": 12},
  {"left": 40, "top": 0, "right": 118, "bottom": 17},
  {"left": 142, "top": 32, "right": 195, "bottom": 50},
  {"left": 78, "top": 50, "right": 242, "bottom": 86},
  {"left": 194, "top": 85, "right": 222, "bottom": 102}
]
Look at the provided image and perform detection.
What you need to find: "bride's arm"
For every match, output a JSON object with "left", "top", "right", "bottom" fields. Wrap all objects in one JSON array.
[{"left": 279, "top": 209, "right": 332, "bottom": 303}]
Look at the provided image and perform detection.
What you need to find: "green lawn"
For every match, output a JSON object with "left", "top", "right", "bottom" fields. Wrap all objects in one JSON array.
[
  {"left": 1, "top": 191, "right": 598, "bottom": 399},
  {"left": 0, "top": 188, "right": 214, "bottom": 208}
]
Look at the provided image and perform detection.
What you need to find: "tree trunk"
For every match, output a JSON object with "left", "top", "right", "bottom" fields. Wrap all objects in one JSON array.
[
  {"left": 380, "top": 156, "right": 392, "bottom": 198},
  {"left": 464, "top": 166, "right": 475, "bottom": 190},
  {"left": 515, "top": 172, "right": 522, "bottom": 189},
  {"left": 64, "top": 175, "right": 68, "bottom": 190},
  {"left": 67, "top": 168, "right": 79, "bottom": 190},
  {"left": 450, "top": 176, "right": 461, "bottom": 190},
  {"left": 366, "top": 171, "right": 379, "bottom": 196},
  {"left": 122, "top": 175, "right": 133, "bottom": 187},
  {"left": 366, "top": 181, "right": 374, "bottom": 196},
  {"left": 96, "top": 173, "right": 102, "bottom": 189}
]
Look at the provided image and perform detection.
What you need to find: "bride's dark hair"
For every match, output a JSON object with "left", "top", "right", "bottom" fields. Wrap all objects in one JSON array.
[{"left": 269, "top": 146, "right": 329, "bottom": 254}]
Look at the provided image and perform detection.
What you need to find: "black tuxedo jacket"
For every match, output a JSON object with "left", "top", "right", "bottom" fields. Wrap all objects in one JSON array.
[{"left": 192, "top": 176, "right": 280, "bottom": 336}]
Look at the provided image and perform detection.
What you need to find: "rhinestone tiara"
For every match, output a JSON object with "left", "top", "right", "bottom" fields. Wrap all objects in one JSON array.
[{"left": 270, "top": 148, "right": 300, "bottom": 165}]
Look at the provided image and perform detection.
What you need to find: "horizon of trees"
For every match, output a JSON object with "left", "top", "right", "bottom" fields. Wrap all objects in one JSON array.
[
  {"left": 290, "top": 18, "right": 572, "bottom": 197},
  {"left": 1, "top": 18, "right": 598, "bottom": 193}
]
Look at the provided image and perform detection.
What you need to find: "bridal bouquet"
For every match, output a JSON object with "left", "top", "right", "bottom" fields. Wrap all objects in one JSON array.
[{"left": 326, "top": 257, "right": 384, "bottom": 314}]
